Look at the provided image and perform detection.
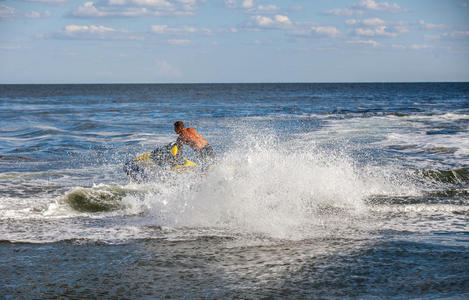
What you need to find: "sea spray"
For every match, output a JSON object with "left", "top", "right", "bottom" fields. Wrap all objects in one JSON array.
[{"left": 135, "top": 134, "right": 417, "bottom": 239}]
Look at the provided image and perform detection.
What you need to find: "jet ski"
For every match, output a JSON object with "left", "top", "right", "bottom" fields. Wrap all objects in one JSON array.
[{"left": 124, "top": 142, "right": 196, "bottom": 182}]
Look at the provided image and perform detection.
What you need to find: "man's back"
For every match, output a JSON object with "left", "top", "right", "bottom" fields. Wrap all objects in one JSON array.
[{"left": 177, "top": 127, "right": 208, "bottom": 150}]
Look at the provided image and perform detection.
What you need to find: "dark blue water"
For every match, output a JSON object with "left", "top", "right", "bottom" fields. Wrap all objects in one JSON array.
[{"left": 1, "top": 83, "right": 468, "bottom": 298}]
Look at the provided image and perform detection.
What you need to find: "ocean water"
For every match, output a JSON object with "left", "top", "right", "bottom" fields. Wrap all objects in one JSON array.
[{"left": 0, "top": 83, "right": 468, "bottom": 298}]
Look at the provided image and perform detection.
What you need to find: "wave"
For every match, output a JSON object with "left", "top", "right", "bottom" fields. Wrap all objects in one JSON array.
[
  {"left": 0, "top": 155, "right": 29, "bottom": 161},
  {"left": 367, "top": 188, "right": 469, "bottom": 206},
  {"left": 417, "top": 168, "right": 469, "bottom": 184},
  {"left": 63, "top": 185, "right": 131, "bottom": 212}
]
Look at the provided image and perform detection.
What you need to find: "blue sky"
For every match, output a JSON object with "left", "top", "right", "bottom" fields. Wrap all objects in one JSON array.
[{"left": 1, "top": 0, "right": 468, "bottom": 83}]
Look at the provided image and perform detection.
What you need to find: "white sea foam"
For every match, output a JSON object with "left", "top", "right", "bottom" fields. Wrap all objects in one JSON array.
[
  {"left": 115, "top": 135, "right": 418, "bottom": 240},
  {"left": 406, "top": 112, "right": 469, "bottom": 121},
  {"left": 381, "top": 131, "right": 469, "bottom": 158},
  {"left": 309, "top": 114, "right": 469, "bottom": 168},
  {"left": 370, "top": 204, "right": 469, "bottom": 234}
]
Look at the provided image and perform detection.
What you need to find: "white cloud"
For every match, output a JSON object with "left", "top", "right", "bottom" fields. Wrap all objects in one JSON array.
[
  {"left": 0, "top": 45, "right": 26, "bottom": 50},
  {"left": 24, "top": 0, "right": 68, "bottom": 3},
  {"left": 394, "top": 22, "right": 409, "bottom": 34},
  {"left": 224, "top": 0, "right": 237, "bottom": 9},
  {"left": 449, "top": 30, "right": 469, "bottom": 38},
  {"left": 355, "top": 25, "right": 397, "bottom": 37},
  {"left": 131, "top": 0, "right": 172, "bottom": 8},
  {"left": 391, "top": 44, "right": 405, "bottom": 49},
  {"left": 65, "top": 24, "right": 115, "bottom": 34},
  {"left": 257, "top": 5, "right": 279, "bottom": 13},
  {"left": 50, "top": 24, "right": 142, "bottom": 40},
  {"left": 152, "top": 25, "right": 194, "bottom": 33},
  {"left": 151, "top": 25, "right": 211, "bottom": 35},
  {"left": 426, "top": 30, "right": 469, "bottom": 40},
  {"left": 351, "top": 0, "right": 406, "bottom": 13},
  {"left": 248, "top": 15, "right": 341, "bottom": 39},
  {"left": 324, "top": 0, "right": 406, "bottom": 16},
  {"left": 1, "top": 5, "right": 51, "bottom": 19},
  {"left": 168, "top": 39, "right": 191, "bottom": 45},
  {"left": 311, "top": 25, "right": 341, "bottom": 37},
  {"left": 109, "top": 0, "right": 126, "bottom": 5},
  {"left": 424, "top": 34, "right": 441, "bottom": 41},
  {"left": 25, "top": 11, "right": 41, "bottom": 18},
  {"left": 290, "top": 5, "right": 302, "bottom": 12},
  {"left": 289, "top": 23, "right": 341, "bottom": 38},
  {"left": 252, "top": 14, "right": 292, "bottom": 29},
  {"left": 324, "top": 8, "right": 364, "bottom": 17},
  {"left": 156, "top": 60, "right": 181, "bottom": 77},
  {"left": 347, "top": 39, "right": 379, "bottom": 47},
  {"left": 177, "top": 0, "right": 198, "bottom": 4},
  {"left": 246, "top": 39, "right": 262, "bottom": 45},
  {"left": 151, "top": 24, "right": 168, "bottom": 33},
  {"left": 241, "top": 0, "right": 253, "bottom": 9},
  {"left": 275, "top": 15, "right": 291, "bottom": 25},
  {"left": 419, "top": 20, "right": 446, "bottom": 30},
  {"left": 0, "top": 5, "right": 17, "bottom": 18},
  {"left": 254, "top": 15, "right": 273, "bottom": 27},
  {"left": 99, "top": 0, "right": 173, "bottom": 7},
  {"left": 362, "top": 17, "right": 385, "bottom": 26},
  {"left": 72, "top": 2, "right": 108, "bottom": 17},
  {"left": 70, "top": 0, "right": 201, "bottom": 17},
  {"left": 355, "top": 28, "right": 375, "bottom": 36},
  {"left": 346, "top": 18, "right": 386, "bottom": 26},
  {"left": 244, "top": 39, "right": 275, "bottom": 46},
  {"left": 225, "top": 0, "right": 279, "bottom": 14},
  {"left": 409, "top": 44, "right": 433, "bottom": 50},
  {"left": 346, "top": 18, "right": 407, "bottom": 38}
]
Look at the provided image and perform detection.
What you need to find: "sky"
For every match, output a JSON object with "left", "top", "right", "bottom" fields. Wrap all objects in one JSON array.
[{"left": 0, "top": 0, "right": 469, "bottom": 83}]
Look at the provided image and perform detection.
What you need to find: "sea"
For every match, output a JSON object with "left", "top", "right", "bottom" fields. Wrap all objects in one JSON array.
[{"left": 0, "top": 83, "right": 468, "bottom": 299}]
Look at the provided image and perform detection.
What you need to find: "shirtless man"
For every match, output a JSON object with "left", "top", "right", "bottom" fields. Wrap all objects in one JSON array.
[{"left": 174, "top": 121, "right": 216, "bottom": 170}]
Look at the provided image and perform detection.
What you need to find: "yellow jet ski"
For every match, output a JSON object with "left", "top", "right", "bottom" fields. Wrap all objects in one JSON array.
[{"left": 124, "top": 142, "right": 196, "bottom": 182}]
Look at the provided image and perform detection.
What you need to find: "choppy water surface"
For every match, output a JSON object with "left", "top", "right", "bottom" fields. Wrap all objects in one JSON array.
[{"left": 1, "top": 83, "right": 468, "bottom": 298}]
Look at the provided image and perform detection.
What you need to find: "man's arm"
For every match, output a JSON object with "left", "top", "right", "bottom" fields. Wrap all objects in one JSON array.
[
  {"left": 176, "top": 136, "right": 183, "bottom": 152},
  {"left": 172, "top": 136, "right": 185, "bottom": 164}
]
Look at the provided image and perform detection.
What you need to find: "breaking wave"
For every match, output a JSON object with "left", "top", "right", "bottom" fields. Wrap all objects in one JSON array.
[
  {"left": 417, "top": 168, "right": 469, "bottom": 184},
  {"left": 63, "top": 185, "right": 130, "bottom": 212}
]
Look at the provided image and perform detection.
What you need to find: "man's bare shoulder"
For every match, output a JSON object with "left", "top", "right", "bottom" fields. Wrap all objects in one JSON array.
[{"left": 186, "top": 128, "right": 198, "bottom": 134}]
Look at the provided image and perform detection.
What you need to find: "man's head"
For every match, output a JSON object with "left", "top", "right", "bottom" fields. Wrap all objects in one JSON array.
[{"left": 174, "top": 121, "right": 185, "bottom": 134}]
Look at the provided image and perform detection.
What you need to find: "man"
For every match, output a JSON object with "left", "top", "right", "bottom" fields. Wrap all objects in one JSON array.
[{"left": 174, "top": 121, "right": 216, "bottom": 170}]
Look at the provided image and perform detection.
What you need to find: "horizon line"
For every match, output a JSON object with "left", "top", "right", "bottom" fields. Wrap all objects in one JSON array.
[{"left": 1, "top": 81, "right": 469, "bottom": 85}]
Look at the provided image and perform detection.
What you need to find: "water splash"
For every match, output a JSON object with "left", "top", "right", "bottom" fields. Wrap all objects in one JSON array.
[{"left": 126, "top": 134, "right": 417, "bottom": 239}]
